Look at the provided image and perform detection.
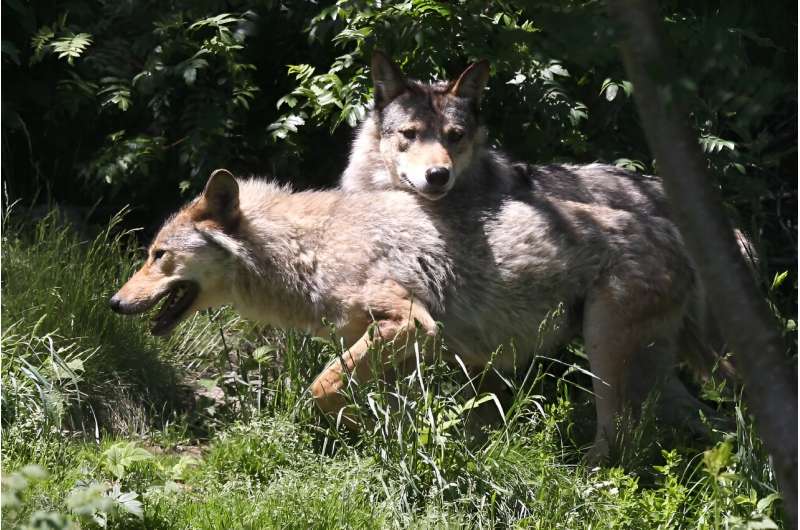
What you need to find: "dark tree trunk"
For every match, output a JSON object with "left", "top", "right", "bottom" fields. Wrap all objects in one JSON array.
[{"left": 606, "top": 0, "right": 797, "bottom": 526}]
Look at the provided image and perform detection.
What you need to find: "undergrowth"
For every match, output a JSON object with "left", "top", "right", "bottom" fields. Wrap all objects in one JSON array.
[{"left": 1, "top": 211, "right": 786, "bottom": 529}]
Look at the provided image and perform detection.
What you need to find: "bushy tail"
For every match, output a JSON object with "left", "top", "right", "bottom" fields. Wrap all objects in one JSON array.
[
  {"left": 679, "top": 228, "right": 759, "bottom": 384},
  {"left": 678, "top": 312, "right": 738, "bottom": 383}
]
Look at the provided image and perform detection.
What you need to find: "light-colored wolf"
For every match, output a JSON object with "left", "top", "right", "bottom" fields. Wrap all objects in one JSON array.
[
  {"left": 340, "top": 52, "right": 749, "bottom": 376},
  {"left": 111, "top": 168, "right": 709, "bottom": 461}
]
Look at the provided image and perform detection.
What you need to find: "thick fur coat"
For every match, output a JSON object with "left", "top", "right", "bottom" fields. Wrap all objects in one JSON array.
[{"left": 112, "top": 170, "right": 706, "bottom": 461}]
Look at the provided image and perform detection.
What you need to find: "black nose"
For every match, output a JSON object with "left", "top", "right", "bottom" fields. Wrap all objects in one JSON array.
[
  {"left": 425, "top": 167, "right": 450, "bottom": 187},
  {"left": 108, "top": 295, "right": 122, "bottom": 313}
]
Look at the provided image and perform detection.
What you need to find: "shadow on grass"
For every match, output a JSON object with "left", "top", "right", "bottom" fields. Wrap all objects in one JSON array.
[{"left": 1, "top": 208, "right": 196, "bottom": 437}]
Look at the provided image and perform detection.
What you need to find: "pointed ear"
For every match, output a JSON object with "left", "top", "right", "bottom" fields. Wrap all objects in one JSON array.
[
  {"left": 200, "top": 169, "right": 239, "bottom": 228},
  {"left": 371, "top": 51, "right": 407, "bottom": 108},
  {"left": 450, "top": 60, "right": 490, "bottom": 100}
]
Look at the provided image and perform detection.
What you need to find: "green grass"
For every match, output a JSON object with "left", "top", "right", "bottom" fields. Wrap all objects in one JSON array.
[{"left": 1, "top": 211, "right": 786, "bottom": 529}]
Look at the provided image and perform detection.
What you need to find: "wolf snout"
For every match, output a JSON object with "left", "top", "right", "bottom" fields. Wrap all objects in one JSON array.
[
  {"left": 108, "top": 293, "right": 139, "bottom": 314},
  {"left": 425, "top": 167, "right": 451, "bottom": 187},
  {"left": 108, "top": 294, "right": 124, "bottom": 313}
]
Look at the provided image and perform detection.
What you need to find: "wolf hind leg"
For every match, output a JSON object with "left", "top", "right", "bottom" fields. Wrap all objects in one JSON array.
[{"left": 582, "top": 286, "right": 685, "bottom": 464}]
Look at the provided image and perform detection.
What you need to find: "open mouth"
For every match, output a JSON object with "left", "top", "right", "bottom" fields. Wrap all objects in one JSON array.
[
  {"left": 149, "top": 281, "right": 199, "bottom": 336},
  {"left": 421, "top": 189, "right": 448, "bottom": 201},
  {"left": 399, "top": 173, "right": 417, "bottom": 191}
]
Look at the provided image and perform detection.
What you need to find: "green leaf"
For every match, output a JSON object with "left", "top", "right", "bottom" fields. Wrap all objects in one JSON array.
[
  {"left": 613, "top": 158, "right": 646, "bottom": 172},
  {"left": 699, "top": 134, "right": 736, "bottom": 153},
  {"left": 460, "top": 393, "right": 496, "bottom": 412},
  {"left": 189, "top": 13, "right": 242, "bottom": 31},
  {"left": 507, "top": 72, "right": 526, "bottom": 86},
  {"left": 51, "top": 32, "right": 93, "bottom": 65},
  {"left": 98, "top": 78, "right": 132, "bottom": 112},
  {"left": 114, "top": 490, "right": 144, "bottom": 519},
  {"left": 310, "top": 336, "right": 333, "bottom": 347},
  {"left": 771, "top": 270, "right": 788, "bottom": 290},
  {"left": 568, "top": 104, "right": 588, "bottom": 126},
  {"left": 102, "top": 442, "right": 153, "bottom": 480},
  {"left": 198, "top": 378, "right": 218, "bottom": 391},
  {"left": 170, "top": 455, "right": 201, "bottom": 481},
  {"left": 252, "top": 346, "right": 275, "bottom": 364},
  {"left": 276, "top": 94, "right": 298, "bottom": 109},
  {"left": 620, "top": 80, "right": 634, "bottom": 96},
  {"left": 183, "top": 67, "right": 197, "bottom": 85},
  {"left": 548, "top": 63, "right": 569, "bottom": 77},
  {"left": 66, "top": 482, "right": 113, "bottom": 516},
  {"left": 66, "top": 358, "right": 85, "bottom": 373},
  {"left": 30, "top": 26, "right": 55, "bottom": 64},
  {"left": 703, "top": 440, "right": 733, "bottom": 478},
  {"left": 756, "top": 492, "right": 781, "bottom": 514}
]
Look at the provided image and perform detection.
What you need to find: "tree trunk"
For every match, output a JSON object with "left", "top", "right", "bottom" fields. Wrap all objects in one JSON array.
[{"left": 606, "top": 0, "right": 797, "bottom": 526}]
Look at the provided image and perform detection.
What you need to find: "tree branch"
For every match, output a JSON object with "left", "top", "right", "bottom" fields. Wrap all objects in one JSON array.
[{"left": 606, "top": 0, "right": 797, "bottom": 525}]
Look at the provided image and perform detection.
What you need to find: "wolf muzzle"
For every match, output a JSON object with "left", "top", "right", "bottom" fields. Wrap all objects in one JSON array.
[
  {"left": 425, "top": 166, "right": 451, "bottom": 188},
  {"left": 108, "top": 294, "right": 125, "bottom": 313}
]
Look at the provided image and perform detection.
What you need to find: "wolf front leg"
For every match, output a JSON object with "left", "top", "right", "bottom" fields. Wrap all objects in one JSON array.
[{"left": 309, "top": 295, "right": 437, "bottom": 429}]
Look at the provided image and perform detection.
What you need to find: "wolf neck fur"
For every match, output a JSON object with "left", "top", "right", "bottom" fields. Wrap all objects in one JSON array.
[
  {"left": 217, "top": 182, "right": 336, "bottom": 331},
  {"left": 340, "top": 115, "right": 392, "bottom": 191}
]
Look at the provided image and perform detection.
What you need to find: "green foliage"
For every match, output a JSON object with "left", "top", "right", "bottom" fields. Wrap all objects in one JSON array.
[
  {"left": 51, "top": 33, "right": 93, "bottom": 65},
  {"left": 203, "top": 419, "right": 314, "bottom": 483},
  {"left": 102, "top": 442, "right": 154, "bottom": 481},
  {"left": 0, "top": 208, "right": 228, "bottom": 443}
]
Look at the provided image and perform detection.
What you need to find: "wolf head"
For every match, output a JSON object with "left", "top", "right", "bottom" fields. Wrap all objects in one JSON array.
[
  {"left": 369, "top": 52, "right": 490, "bottom": 200},
  {"left": 109, "top": 169, "right": 250, "bottom": 336}
]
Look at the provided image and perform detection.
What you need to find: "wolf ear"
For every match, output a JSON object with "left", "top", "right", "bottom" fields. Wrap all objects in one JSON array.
[
  {"left": 371, "top": 51, "right": 407, "bottom": 108},
  {"left": 201, "top": 169, "right": 240, "bottom": 227},
  {"left": 450, "top": 60, "right": 490, "bottom": 100}
]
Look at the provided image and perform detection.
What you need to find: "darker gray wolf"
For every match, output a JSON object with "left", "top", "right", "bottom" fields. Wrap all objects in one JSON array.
[
  {"left": 340, "top": 51, "right": 750, "bottom": 378},
  {"left": 111, "top": 168, "right": 712, "bottom": 461}
]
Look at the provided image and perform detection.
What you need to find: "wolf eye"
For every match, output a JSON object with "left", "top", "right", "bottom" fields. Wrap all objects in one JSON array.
[
  {"left": 445, "top": 129, "right": 464, "bottom": 143},
  {"left": 400, "top": 128, "right": 417, "bottom": 140},
  {"left": 153, "top": 249, "right": 166, "bottom": 261}
]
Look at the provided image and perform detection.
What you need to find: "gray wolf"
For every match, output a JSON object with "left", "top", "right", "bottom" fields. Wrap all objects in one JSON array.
[
  {"left": 339, "top": 52, "right": 672, "bottom": 210},
  {"left": 111, "top": 169, "right": 710, "bottom": 461},
  {"left": 341, "top": 52, "right": 676, "bottom": 215},
  {"left": 341, "top": 52, "right": 750, "bottom": 378}
]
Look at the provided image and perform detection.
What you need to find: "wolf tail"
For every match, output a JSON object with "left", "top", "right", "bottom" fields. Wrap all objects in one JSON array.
[
  {"left": 678, "top": 311, "right": 738, "bottom": 383},
  {"left": 679, "top": 228, "right": 759, "bottom": 384}
]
